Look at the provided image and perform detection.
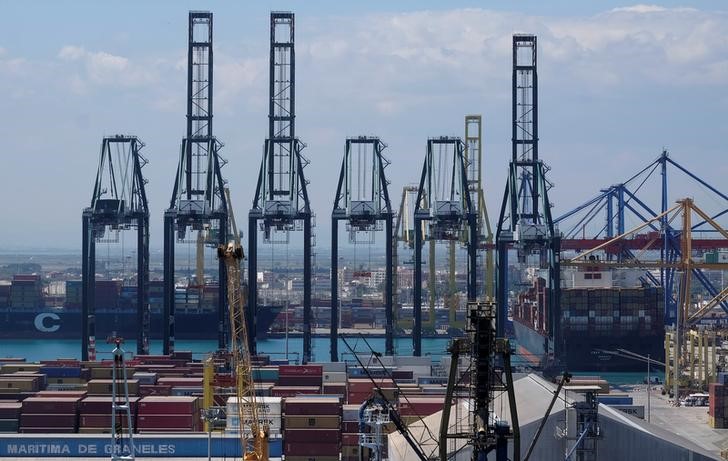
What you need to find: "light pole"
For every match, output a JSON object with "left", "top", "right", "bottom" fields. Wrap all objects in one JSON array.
[{"left": 597, "top": 348, "right": 667, "bottom": 422}]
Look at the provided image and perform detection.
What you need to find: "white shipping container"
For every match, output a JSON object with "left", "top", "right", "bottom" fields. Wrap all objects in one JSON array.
[
  {"left": 226, "top": 414, "right": 282, "bottom": 434},
  {"left": 323, "top": 372, "right": 347, "bottom": 383},
  {"left": 226, "top": 396, "right": 282, "bottom": 416}
]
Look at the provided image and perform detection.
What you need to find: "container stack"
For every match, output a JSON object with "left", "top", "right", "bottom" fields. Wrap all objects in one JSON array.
[
  {"left": 398, "top": 396, "right": 444, "bottom": 424},
  {"left": 347, "top": 378, "right": 394, "bottom": 404},
  {"left": 78, "top": 396, "right": 140, "bottom": 433},
  {"left": 19, "top": 396, "right": 80, "bottom": 433},
  {"left": 137, "top": 396, "right": 201, "bottom": 432},
  {"left": 283, "top": 396, "right": 342, "bottom": 461},
  {"left": 0, "top": 402, "right": 21, "bottom": 433},
  {"left": 87, "top": 379, "right": 140, "bottom": 396},
  {"left": 320, "top": 362, "right": 347, "bottom": 395},
  {"left": 225, "top": 396, "right": 282, "bottom": 438},
  {"left": 40, "top": 360, "right": 84, "bottom": 390},
  {"left": 10, "top": 274, "right": 42, "bottom": 309},
  {"left": 342, "top": 404, "right": 365, "bottom": 461},
  {"left": 709, "top": 374, "right": 728, "bottom": 429}
]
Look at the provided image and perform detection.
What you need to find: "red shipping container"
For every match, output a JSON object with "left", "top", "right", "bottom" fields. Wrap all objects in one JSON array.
[
  {"left": 323, "top": 384, "right": 346, "bottom": 396},
  {"left": 284, "top": 442, "right": 340, "bottom": 457},
  {"left": 342, "top": 421, "right": 359, "bottom": 433},
  {"left": 139, "top": 385, "right": 172, "bottom": 397},
  {"left": 342, "top": 433, "right": 360, "bottom": 445},
  {"left": 35, "top": 390, "right": 87, "bottom": 399},
  {"left": 279, "top": 365, "right": 323, "bottom": 377},
  {"left": 20, "top": 427, "right": 73, "bottom": 433},
  {"left": 0, "top": 402, "right": 21, "bottom": 419},
  {"left": 79, "top": 396, "right": 140, "bottom": 414},
  {"left": 272, "top": 386, "right": 320, "bottom": 398},
  {"left": 22, "top": 397, "right": 80, "bottom": 414},
  {"left": 137, "top": 414, "right": 199, "bottom": 430},
  {"left": 285, "top": 398, "right": 341, "bottom": 416},
  {"left": 80, "top": 414, "right": 133, "bottom": 428},
  {"left": 138, "top": 396, "right": 198, "bottom": 415},
  {"left": 285, "top": 429, "right": 340, "bottom": 443},
  {"left": 157, "top": 377, "right": 202, "bottom": 386},
  {"left": 20, "top": 413, "right": 78, "bottom": 428},
  {"left": 347, "top": 392, "right": 374, "bottom": 405}
]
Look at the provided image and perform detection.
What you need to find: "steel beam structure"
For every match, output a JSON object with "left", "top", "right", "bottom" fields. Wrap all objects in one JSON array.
[
  {"left": 164, "top": 11, "right": 229, "bottom": 354},
  {"left": 555, "top": 150, "right": 728, "bottom": 324},
  {"left": 249, "top": 12, "right": 314, "bottom": 363},
  {"left": 82, "top": 136, "right": 150, "bottom": 360},
  {"left": 412, "top": 137, "right": 477, "bottom": 356},
  {"left": 496, "top": 35, "right": 561, "bottom": 361},
  {"left": 331, "top": 137, "right": 394, "bottom": 361},
  {"left": 465, "top": 115, "right": 495, "bottom": 301}
]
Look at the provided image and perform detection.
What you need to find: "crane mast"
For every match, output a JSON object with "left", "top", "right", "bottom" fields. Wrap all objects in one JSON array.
[
  {"left": 218, "top": 188, "right": 266, "bottom": 460},
  {"left": 219, "top": 241, "right": 268, "bottom": 461}
]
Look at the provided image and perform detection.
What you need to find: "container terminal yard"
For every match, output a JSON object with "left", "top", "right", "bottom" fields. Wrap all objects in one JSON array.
[{"left": 1, "top": 5, "right": 728, "bottom": 461}]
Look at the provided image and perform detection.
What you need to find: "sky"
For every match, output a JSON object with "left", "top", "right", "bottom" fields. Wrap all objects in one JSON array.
[{"left": 1, "top": 1, "right": 727, "bottom": 251}]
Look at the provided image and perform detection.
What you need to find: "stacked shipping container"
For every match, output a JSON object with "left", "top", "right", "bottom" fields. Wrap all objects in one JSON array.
[
  {"left": 709, "top": 374, "right": 728, "bottom": 429},
  {"left": 284, "top": 396, "right": 342, "bottom": 461}
]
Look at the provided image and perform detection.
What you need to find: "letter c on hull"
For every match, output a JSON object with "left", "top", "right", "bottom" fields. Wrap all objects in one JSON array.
[{"left": 35, "top": 312, "right": 61, "bottom": 333}]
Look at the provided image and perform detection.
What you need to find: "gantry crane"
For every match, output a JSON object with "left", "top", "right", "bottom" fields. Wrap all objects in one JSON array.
[
  {"left": 331, "top": 137, "right": 394, "bottom": 360},
  {"left": 249, "top": 11, "right": 314, "bottom": 362},
  {"left": 394, "top": 185, "right": 421, "bottom": 331},
  {"left": 82, "top": 135, "right": 150, "bottom": 360},
  {"left": 218, "top": 231, "right": 268, "bottom": 460},
  {"left": 413, "top": 137, "right": 478, "bottom": 356},
  {"left": 164, "top": 11, "right": 229, "bottom": 354}
]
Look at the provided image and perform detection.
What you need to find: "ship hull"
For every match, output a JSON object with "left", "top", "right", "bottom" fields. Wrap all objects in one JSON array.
[
  {"left": 512, "top": 318, "right": 665, "bottom": 372},
  {"left": 0, "top": 306, "right": 281, "bottom": 341}
]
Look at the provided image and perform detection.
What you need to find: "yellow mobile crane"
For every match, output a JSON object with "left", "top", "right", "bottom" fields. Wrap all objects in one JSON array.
[{"left": 217, "top": 188, "right": 268, "bottom": 461}]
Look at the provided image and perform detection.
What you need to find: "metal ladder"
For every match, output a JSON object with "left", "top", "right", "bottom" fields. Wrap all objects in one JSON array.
[{"left": 110, "top": 338, "right": 136, "bottom": 460}]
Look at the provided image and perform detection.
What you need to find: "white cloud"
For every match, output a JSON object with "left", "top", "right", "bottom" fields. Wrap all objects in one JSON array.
[
  {"left": 57, "top": 45, "right": 159, "bottom": 89},
  {"left": 58, "top": 45, "right": 86, "bottom": 61}
]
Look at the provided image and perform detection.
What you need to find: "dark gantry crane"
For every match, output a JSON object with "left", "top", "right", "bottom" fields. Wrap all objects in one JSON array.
[
  {"left": 331, "top": 137, "right": 394, "bottom": 361},
  {"left": 413, "top": 137, "right": 478, "bottom": 356},
  {"left": 496, "top": 34, "right": 561, "bottom": 362},
  {"left": 82, "top": 136, "right": 150, "bottom": 360},
  {"left": 249, "top": 12, "right": 314, "bottom": 362},
  {"left": 164, "top": 11, "right": 229, "bottom": 354}
]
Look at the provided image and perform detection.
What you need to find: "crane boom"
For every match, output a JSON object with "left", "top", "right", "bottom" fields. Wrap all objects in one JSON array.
[{"left": 218, "top": 242, "right": 268, "bottom": 460}]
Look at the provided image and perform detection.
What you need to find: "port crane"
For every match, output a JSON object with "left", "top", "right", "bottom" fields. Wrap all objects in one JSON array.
[
  {"left": 331, "top": 137, "right": 395, "bottom": 360},
  {"left": 164, "top": 11, "right": 229, "bottom": 355},
  {"left": 82, "top": 135, "right": 150, "bottom": 359},
  {"left": 413, "top": 137, "right": 478, "bottom": 356},
  {"left": 218, "top": 216, "right": 268, "bottom": 459},
  {"left": 249, "top": 11, "right": 314, "bottom": 362}
]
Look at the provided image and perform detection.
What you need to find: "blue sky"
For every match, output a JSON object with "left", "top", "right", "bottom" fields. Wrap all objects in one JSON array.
[{"left": 1, "top": 2, "right": 727, "bottom": 250}]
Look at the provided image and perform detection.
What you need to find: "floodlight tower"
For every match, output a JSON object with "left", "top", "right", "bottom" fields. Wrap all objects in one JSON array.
[
  {"left": 249, "top": 12, "right": 314, "bottom": 362},
  {"left": 495, "top": 35, "right": 561, "bottom": 356},
  {"left": 163, "top": 11, "right": 229, "bottom": 354},
  {"left": 412, "top": 137, "right": 477, "bottom": 356},
  {"left": 82, "top": 136, "right": 150, "bottom": 360},
  {"left": 331, "top": 137, "right": 394, "bottom": 361}
]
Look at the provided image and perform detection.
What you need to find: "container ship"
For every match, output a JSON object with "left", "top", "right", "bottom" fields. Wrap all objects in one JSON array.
[
  {"left": 511, "top": 267, "right": 666, "bottom": 371},
  {"left": 0, "top": 275, "right": 281, "bottom": 340}
]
